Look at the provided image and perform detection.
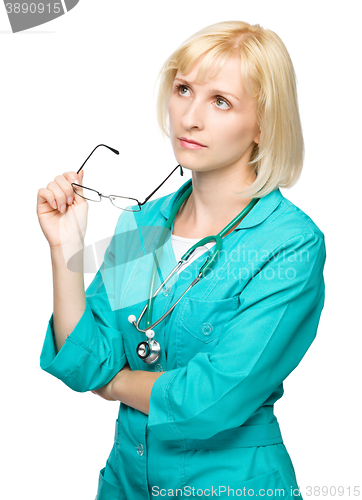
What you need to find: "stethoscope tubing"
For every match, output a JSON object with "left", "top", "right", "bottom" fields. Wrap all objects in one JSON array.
[
  {"left": 131, "top": 269, "right": 202, "bottom": 333},
  {"left": 128, "top": 183, "right": 259, "bottom": 362},
  {"left": 144, "top": 186, "right": 194, "bottom": 329},
  {"left": 144, "top": 187, "right": 258, "bottom": 330}
]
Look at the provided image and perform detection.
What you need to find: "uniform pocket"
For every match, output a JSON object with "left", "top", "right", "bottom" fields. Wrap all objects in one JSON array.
[
  {"left": 265, "top": 443, "right": 302, "bottom": 498},
  {"left": 96, "top": 466, "right": 124, "bottom": 500},
  {"left": 182, "top": 445, "right": 291, "bottom": 499},
  {"left": 183, "top": 464, "right": 289, "bottom": 498},
  {"left": 175, "top": 296, "right": 239, "bottom": 366},
  {"left": 97, "top": 421, "right": 124, "bottom": 500},
  {"left": 179, "top": 296, "right": 239, "bottom": 343},
  {"left": 196, "top": 469, "right": 289, "bottom": 498}
]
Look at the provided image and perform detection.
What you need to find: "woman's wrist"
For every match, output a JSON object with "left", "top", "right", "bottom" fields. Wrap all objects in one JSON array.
[{"left": 109, "top": 369, "right": 129, "bottom": 401}]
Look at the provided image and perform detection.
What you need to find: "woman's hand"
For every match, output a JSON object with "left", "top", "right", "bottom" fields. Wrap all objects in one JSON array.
[
  {"left": 91, "top": 383, "right": 116, "bottom": 401},
  {"left": 91, "top": 363, "right": 131, "bottom": 401},
  {"left": 37, "top": 170, "right": 89, "bottom": 251}
]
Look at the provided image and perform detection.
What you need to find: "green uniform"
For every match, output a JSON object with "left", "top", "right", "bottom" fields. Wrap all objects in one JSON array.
[{"left": 40, "top": 178, "right": 326, "bottom": 499}]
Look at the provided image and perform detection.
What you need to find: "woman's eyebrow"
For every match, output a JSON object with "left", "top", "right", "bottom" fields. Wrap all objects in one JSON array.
[{"left": 174, "top": 77, "right": 240, "bottom": 101}]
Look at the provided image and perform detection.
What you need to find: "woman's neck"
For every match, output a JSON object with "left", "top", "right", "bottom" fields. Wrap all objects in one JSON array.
[{"left": 173, "top": 168, "right": 257, "bottom": 238}]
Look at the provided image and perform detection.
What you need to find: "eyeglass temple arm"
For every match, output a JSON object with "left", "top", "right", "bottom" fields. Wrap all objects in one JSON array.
[
  {"left": 76, "top": 144, "right": 120, "bottom": 175},
  {"left": 139, "top": 165, "right": 184, "bottom": 207}
]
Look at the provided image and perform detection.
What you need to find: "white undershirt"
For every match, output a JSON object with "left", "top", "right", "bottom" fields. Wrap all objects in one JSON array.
[{"left": 171, "top": 234, "right": 216, "bottom": 275}]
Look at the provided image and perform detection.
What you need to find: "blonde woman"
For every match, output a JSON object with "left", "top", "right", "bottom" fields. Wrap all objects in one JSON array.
[{"left": 37, "top": 21, "right": 326, "bottom": 500}]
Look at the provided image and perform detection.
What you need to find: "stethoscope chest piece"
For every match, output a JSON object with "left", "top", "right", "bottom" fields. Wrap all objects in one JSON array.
[{"left": 135, "top": 328, "right": 161, "bottom": 364}]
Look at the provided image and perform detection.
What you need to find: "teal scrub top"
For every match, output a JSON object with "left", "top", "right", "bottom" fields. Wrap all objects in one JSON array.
[{"left": 40, "top": 178, "right": 326, "bottom": 499}]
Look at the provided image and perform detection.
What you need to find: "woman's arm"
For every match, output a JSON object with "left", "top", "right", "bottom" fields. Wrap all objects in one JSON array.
[
  {"left": 51, "top": 245, "right": 86, "bottom": 353},
  {"left": 40, "top": 212, "right": 130, "bottom": 392},
  {"left": 93, "top": 363, "right": 165, "bottom": 415}
]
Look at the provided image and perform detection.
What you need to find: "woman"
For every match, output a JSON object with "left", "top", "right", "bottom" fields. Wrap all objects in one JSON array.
[{"left": 37, "top": 21, "right": 326, "bottom": 500}]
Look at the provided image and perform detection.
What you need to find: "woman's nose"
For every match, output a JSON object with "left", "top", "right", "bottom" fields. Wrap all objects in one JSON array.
[{"left": 180, "top": 100, "right": 204, "bottom": 130}]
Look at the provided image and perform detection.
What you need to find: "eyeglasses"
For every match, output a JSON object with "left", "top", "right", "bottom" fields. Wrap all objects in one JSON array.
[{"left": 71, "top": 144, "right": 184, "bottom": 212}]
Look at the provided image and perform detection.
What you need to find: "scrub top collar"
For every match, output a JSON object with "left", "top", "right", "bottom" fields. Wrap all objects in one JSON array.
[{"left": 159, "top": 178, "right": 284, "bottom": 231}]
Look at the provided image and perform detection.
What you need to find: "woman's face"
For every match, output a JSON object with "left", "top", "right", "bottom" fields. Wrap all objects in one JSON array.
[{"left": 168, "top": 54, "right": 260, "bottom": 176}]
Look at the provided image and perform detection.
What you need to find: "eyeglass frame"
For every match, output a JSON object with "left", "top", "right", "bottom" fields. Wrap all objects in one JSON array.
[{"left": 71, "top": 143, "right": 184, "bottom": 212}]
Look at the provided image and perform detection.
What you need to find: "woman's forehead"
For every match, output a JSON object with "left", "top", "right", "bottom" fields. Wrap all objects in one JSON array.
[{"left": 176, "top": 53, "right": 241, "bottom": 80}]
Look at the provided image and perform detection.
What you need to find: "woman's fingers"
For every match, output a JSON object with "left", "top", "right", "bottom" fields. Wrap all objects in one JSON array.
[
  {"left": 55, "top": 174, "right": 78, "bottom": 207},
  {"left": 63, "top": 170, "right": 83, "bottom": 186},
  {"left": 37, "top": 170, "right": 83, "bottom": 213},
  {"left": 45, "top": 180, "right": 69, "bottom": 213},
  {"left": 63, "top": 171, "right": 84, "bottom": 199},
  {"left": 37, "top": 187, "right": 58, "bottom": 210},
  {"left": 39, "top": 171, "right": 83, "bottom": 213}
]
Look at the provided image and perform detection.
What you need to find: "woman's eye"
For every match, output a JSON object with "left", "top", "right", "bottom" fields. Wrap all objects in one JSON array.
[
  {"left": 175, "top": 84, "right": 230, "bottom": 109},
  {"left": 215, "top": 97, "right": 230, "bottom": 109},
  {"left": 177, "top": 84, "right": 190, "bottom": 95}
]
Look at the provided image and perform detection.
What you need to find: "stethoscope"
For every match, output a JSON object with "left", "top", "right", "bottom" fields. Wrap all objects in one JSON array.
[{"left": 128, "top": 184, "right": 258, "bottom": 363}]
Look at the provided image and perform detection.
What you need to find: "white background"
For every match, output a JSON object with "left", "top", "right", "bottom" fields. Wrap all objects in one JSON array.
[{"left": 1, "top": 1, "right": 361, "bottom": 499}]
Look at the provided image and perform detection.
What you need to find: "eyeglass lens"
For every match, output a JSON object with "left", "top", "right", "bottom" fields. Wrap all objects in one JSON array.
[{"left": 72, "top": 184, "right": 140, "bottom": 211}]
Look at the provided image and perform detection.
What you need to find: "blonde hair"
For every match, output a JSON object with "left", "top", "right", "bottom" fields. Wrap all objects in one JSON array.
[{"left": 155, "top": 20, "right": 304, "bottom": 198}]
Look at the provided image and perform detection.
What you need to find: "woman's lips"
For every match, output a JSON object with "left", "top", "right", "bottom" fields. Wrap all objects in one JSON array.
[{"left": 179, "top": 138, "right": 207, "bottom": 149}]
